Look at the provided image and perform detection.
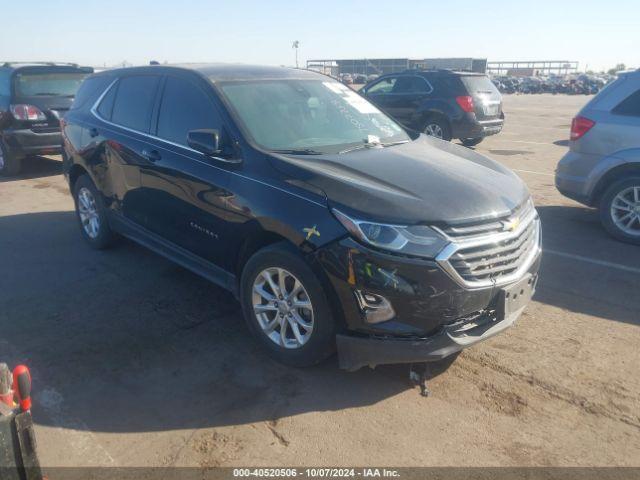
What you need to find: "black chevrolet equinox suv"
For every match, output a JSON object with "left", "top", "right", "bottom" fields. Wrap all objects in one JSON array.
[
  {"left": 361, "top": 70, "right": 504, "bottom": 146},
  {"left": 62, "top": 65, "right": 541, "bottom": 371},
  {"left": 0, "top": 62, "right": 92, "bottom": 175}
]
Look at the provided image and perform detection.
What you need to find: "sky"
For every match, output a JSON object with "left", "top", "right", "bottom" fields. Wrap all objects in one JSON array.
[{"left": 1, "top": 0, "right": 637, "bottom": 72}]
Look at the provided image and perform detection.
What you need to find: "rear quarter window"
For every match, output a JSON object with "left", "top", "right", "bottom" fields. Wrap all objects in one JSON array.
[
  {"left": 612, "top": 89, "right": 640, "bottom": 117},
  {"left": 71, "top": 76, "right": 114, "bottom": 111}
]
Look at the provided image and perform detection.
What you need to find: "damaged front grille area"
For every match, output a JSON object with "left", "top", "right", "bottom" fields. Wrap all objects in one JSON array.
[
  {"left": 436, "top": 200, "right": 541, "bottom": 288},
  {"left": 441, "top": 199, "right": 534, "bottom": 240},
  {"left": 450, "top": 219, "right": 538, "bottom": 283}
]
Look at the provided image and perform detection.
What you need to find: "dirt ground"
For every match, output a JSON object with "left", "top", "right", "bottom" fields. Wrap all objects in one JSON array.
[{"left": 0, "top": 94, "right": 639, "bottom": 468}]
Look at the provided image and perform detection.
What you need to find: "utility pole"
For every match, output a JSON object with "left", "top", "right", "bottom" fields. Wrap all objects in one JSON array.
[{"left": 292, "top": 40, "right": 300, "bottom": 68}]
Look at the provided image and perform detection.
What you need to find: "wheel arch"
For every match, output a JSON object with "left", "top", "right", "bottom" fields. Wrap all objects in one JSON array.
[
  {"left": 234, "top": 226, "right": 348, "bottom": 331},
  {"left": 68, "top": 163, "right": 90, "bottom": 192},
  {"left": 591, "top": 162, "right": 640, "bottom": 206}
]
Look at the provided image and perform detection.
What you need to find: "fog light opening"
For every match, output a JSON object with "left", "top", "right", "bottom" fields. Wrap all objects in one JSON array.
[{"left": 354, "top": 290, "right": 395, "bottom": 324}]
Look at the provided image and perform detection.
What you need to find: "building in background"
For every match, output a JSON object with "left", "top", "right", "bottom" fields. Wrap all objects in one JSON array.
[{"left": 306, "top": 58, "right": 487, "bottom": 77}]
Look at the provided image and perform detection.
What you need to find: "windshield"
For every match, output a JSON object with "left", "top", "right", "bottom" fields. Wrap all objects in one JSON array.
[
  {"left": 218, "top": 79, "right": 409, "bottom": 153},
  {"left": 13, "top": 72, "right": 88, "bottom": 97}
]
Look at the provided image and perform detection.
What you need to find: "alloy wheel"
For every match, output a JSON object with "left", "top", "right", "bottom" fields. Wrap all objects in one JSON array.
[
  {"left": 77, "top": 187, "right": 100, "bottom": 239},
  {"left": 252, "top": 267, "right": 314, "bottom": 349},
  {"left": 611, "top": 185, "right": 640, "bottom": 237},
  {"left": 424, "top": 123, "right": 443, "bottom": 139}
]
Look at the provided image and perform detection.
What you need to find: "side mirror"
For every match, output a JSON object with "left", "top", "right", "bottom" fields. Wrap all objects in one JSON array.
[{"left": 188, "top": 129, "right": 221, "bottom": 156}]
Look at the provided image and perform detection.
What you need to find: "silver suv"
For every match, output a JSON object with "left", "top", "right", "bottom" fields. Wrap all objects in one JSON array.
[{"left": 556, "top": 69, "right": 640, "bottom": 244}]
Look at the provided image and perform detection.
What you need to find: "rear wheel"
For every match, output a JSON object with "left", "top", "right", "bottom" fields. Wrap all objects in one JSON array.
[
  {"left": 240, "top": 243, "right": 336, "bottom": 367},
  {"left": 599, "top": 177, "right": 640, "bottom": 245},
  {"left": 73, "top": 175, "right": 117, "bottom": 249},
  {"left": 461, "top": 137, "right": 483, "bottom": 147},
  {"left": 423, "top": 118, "right": 452, "bottom": 141},
  {"left": 0, "top": 142, "right": 22, "bottom": 177}
]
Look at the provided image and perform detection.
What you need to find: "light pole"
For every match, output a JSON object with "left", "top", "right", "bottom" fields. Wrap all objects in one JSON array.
[{"left": 292, "top": 41, "right": 300, "bottom": 68}]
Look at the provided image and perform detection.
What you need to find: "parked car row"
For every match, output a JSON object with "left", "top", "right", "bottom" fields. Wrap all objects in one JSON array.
[
  {"left": 491, "top": 73, "right": 614, "bottom": 95},
  {"left": 2, "top": 58, "right": 637, "bottom": 373}
]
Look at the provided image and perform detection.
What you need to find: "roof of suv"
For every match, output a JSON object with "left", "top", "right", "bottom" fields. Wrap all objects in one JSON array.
[
  {"left": 93, "top": 63, "right": 322, "bottom": 82},
  {"left": 407, "top": 69, "right": 486, "bottom": 77}
]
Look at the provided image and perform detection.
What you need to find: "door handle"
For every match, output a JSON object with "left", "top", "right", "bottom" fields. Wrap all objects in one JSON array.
[
  {"left": 141, "top": 149, "right": 161, "bottom": 162},
  {"left": 89, "top": 127, "right": 99, "bottom": 138}
]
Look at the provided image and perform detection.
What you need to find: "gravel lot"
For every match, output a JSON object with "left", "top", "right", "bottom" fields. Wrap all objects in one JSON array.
[{"left": 1, "top": 94, "right": 639, "bottom": 468}]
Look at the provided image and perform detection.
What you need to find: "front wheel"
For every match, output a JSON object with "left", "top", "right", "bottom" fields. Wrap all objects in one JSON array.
[
  {"left": 461, "top": 137, "right": 483, "bottom": 147},
  {"left": 240, "top": 243, "right": 337, "bottom": 367},
  {"left": 599, "top": 177, "right": 640, "bottom": 245}
]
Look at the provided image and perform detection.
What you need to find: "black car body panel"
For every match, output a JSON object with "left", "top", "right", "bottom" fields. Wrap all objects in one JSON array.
[
  {"left": 0, "top": 63, "right": 93, "bottom": 159},
  {"left": 362, "top": 70, "right": 504, "bottom": 141},
  {"left": 62, "top": 64, "right": 540, "bottom": 370}
]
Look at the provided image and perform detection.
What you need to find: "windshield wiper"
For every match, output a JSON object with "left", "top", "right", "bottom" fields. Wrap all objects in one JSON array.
[
  {"left": 339, "top": 139, "right": 409, "bottom": 154},
  {"left": 339, "top": 142, "right": 380, "bottom": 154},
  {"left": 270, "top": 148, "right": 324, "bottom": 155},
  {"left": 381, "top": 140, "right": 410, "bottom": 147}
]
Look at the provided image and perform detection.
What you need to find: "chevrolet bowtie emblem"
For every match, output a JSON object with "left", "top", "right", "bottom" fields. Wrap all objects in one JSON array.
[
  {"left": 503, "top": 217, "right": 521, "bottom": 232},
  {"left": 303, "top": 225, "right": 320, "bottom": 240}
]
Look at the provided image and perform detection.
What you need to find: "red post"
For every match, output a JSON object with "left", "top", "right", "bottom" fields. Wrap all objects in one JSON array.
[{"left": 12, "top": 365, "right": 31, "bottom": 412}]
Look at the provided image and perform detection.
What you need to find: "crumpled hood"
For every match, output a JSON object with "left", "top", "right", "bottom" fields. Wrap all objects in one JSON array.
[{"left": 271, "top": 135, "right": 530, "bottom": 225}]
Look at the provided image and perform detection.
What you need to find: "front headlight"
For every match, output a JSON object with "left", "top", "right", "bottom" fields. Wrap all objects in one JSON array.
[{"left": 332, "top": 209, "right": 449, "bottom": 258}]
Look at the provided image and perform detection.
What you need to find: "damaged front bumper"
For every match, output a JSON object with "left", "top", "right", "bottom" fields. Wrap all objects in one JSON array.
[
  {"left": 337, "top": 302, "right": 529, "bottom": 371},
  {"left": 314, "top": 233, "right": 541, "bottom": 371}
]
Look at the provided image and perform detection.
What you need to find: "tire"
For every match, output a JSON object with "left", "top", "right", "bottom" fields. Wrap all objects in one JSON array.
[
  {"left": 599, "top": 176, "right": 640, "bottom": 245},
  {"left": 0, "top": 142, "right": 22, "bottom": 177},
  {"left": 72, "top": 175, "right": 117, "bottom": 249},
  {"left": 461, "top": 137, "right": 484, "bottom": 147},
  {"left": 423, "top": 117, "right": 452, "bottom": 141},
  {"left": 240, "top": 243, "right": 337, "bottom": 367}
]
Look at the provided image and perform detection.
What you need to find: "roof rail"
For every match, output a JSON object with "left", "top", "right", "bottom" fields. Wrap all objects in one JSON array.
[
  {"left": 1, "top": 61, "right": 80, "bottom": 68},
  {"left": 403, "top": 68, "right": 454, "bottom": 73}
]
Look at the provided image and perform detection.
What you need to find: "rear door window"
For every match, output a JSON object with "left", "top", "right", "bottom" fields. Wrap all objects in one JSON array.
[
  {"left": 111, "top": 75, "right": 160, "bottom": 132},
  {"left": 612, "top": 89, "right": 640, "bottom": 117},
  {"left": 156, "top": 76, "right": 222, "bottom": 146},
  {"left": 392, "top": 76, "right": 432, "bottom": 94}
]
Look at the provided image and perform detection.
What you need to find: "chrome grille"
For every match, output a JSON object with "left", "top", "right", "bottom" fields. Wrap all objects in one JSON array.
[
  {"left": 449, "top": 220, "right": 538, "bottom": 282},
  {"left": 436, "top": 201, "right": 541, "bottom": 288}
]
